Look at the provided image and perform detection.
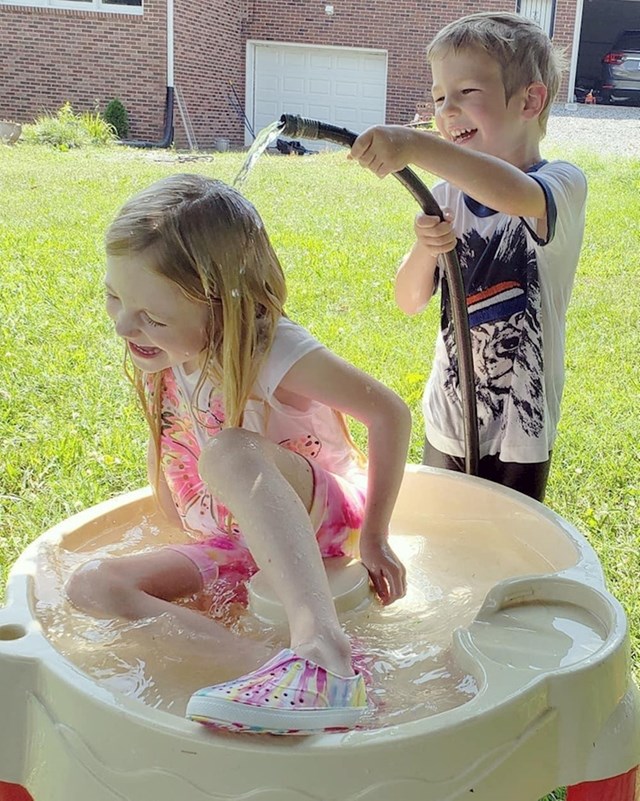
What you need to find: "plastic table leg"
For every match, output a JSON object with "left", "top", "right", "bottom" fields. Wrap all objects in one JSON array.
[
  {"left": 567, "top": 767, "right": 638, "bottom": 801},
  {"left": 0, "top": 784, "right": 34, "bottom": 801}
]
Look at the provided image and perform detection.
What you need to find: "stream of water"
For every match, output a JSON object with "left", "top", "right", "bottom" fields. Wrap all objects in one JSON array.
[{"left": 233, "top": 120, "right": 283, "bottom": 189}]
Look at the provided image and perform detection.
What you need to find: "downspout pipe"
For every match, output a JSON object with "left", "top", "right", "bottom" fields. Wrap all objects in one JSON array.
[
  {"left": 279, "top": 114, "right": 480, "bottom": 476},
  {"left": 120, "top": 0, "right": 174, "bottom": 148}
]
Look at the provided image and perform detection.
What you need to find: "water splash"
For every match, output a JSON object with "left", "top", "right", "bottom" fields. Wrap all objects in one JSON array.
[{"left": 233, "top": 120, "right": 283, "bottom": 188}]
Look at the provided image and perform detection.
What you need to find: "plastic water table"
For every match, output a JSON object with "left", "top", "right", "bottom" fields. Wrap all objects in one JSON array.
[{"left": 0, "top": 465, "right": 638, "bottom": 801}]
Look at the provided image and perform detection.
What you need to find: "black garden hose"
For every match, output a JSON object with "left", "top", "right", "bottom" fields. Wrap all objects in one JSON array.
[{"left": 279, "top": 114, "right": 479, "bottom": 476}]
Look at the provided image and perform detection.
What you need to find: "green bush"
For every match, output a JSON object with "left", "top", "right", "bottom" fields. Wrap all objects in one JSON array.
[
  {"left": 104, "top": 98, "right": 130, "bottom": 140},
  {"left": 22, "top": 102, "right": 115, "bottom": 149},
  {"left": 80, "top": 108, "right": 117, "bottom": 144}
]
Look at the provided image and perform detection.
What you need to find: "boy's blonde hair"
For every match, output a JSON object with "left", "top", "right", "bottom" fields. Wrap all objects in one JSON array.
[
  {"left": 427, "top": 11, "right": 566, "bottom": 135},
  {"left": 105, "top": 174, "right": 287, "bottom": 461}
]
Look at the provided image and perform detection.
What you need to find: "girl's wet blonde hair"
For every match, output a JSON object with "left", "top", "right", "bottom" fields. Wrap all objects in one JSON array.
[
  {"left": 105, "top": 173, "right": 363, "bottom": 487},
  {"left": 106, "top": 174, "right": 286, "bottom": 468},
  {"left": 427, "top": 11, "right": 566, "bottom": 136}
]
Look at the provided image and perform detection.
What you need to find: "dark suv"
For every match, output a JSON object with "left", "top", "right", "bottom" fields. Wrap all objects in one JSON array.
[{"left": 601, "top": 30, "right": 640, "bottom": 105}]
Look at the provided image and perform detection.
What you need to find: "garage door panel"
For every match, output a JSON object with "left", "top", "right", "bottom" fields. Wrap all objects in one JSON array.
[
  {"left": 336, "top": 54, "right": 361, "bottom": 71},
  {"left": 283, "top": 76, "right": 305, "bottom": 93},
  {"left": 362, "top": 83, "right": 385, "bottom": 99},
  {"left": 309, "top": 79, "right": 332, "bottom": 95},
  {"left": 307, "top": 104, "right": 332, "bottom": 118},
  {"left": 360, "top": 110, "right": 385, "bottom": 125},
  {"left": 251, "top": 43, "right": 387, "bottom": 147},
  {"left": 362, "top": 55, "right": 384, "bottom": 71},
  {"left": 335, "top": 81, "right": 359, "bottom": 97},
  {"left": 283, "top": 52, "right": 307, "bottom": 68},
  {"left": 260, "top": 50, "right": 282, "bottom": 69},
  {"left": 333, "top": 107, "right": 359, "bottom": 125},
  {"left": 255, "top": 100, "right": 280, "bottom": 118},
  {"left": 258, "top": 75, "right": 279, "bottom": 92},
  {"left": 310, "top": 53, "right": 333, "bottom": 70}
]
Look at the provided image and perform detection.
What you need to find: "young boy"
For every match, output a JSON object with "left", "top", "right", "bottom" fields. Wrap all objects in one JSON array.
[{"left": 350, "top": 11, "right": 587, "bottom": 502}]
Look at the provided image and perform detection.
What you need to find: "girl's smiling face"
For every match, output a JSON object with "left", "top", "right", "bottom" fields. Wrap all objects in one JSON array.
[
  {"left": 431, "top": 46, "right": 529, "bottom": 164},
  {"left": 105, "top": 250, "right": 209, "bottom": 375}
]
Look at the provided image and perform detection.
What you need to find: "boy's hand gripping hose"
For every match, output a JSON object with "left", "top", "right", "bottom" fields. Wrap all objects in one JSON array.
[{"left": 279, "top": 114, "right": 479, "bottom": 476}]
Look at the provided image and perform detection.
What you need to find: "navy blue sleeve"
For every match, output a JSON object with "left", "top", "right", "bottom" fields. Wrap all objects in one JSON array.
[{"left": 519, "top": 175, "right": 557, "bottom": 246}]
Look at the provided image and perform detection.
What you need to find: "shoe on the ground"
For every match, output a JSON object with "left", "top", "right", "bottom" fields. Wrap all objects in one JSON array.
[{"left": 186, "top": 648, "right": 368, "bottom": 734}]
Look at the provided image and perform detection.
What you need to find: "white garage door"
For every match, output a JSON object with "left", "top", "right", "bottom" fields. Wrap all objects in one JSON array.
[{"left": 247, "top": 42, "right": 387, "bottom": 148}]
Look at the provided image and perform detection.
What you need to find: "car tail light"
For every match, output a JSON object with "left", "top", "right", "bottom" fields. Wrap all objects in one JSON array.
[{"left": 602, "top": 52, "right": 625, "bottom": 65}]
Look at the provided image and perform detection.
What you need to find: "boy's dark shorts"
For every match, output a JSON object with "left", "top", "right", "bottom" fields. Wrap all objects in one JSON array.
[{"left": 423, "top": 439, "right": 551, "bottom": 503}]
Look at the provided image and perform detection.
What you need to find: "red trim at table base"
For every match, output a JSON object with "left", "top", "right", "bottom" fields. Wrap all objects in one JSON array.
[
  {"left": 567, "top": 767, "right": 638, "bottom": 801},
  {"left": 0, "top": 784, "right": 34, "bottom": 801}
]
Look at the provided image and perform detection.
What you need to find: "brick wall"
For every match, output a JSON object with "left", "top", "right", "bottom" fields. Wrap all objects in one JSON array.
[
  {"left": 173, "top": 0, "right": 245, "bottom": 149},
  {"left": 0, "top": 0, "right": 579, "bottom": 148},
  {"left": 0, "top": 1, "right": 167, "bottom": 140}
]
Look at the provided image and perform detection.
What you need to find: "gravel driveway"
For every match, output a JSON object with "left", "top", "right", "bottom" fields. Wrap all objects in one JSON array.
[{"left": 545, "top": 103, "right": 640, "bottom": 157}]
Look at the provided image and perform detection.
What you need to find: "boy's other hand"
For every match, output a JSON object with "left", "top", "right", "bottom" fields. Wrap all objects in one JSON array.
[
  {"left": 415, "top": 210, "right": 457, "bottom": 257},
  {"left": 349, "top": 125, "right": 414, "bottom": 178}
]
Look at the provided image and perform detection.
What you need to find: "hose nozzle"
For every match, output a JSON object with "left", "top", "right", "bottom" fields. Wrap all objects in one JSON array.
[
  {"left": 279, "top": 115, "right": 357, "bottom": 148},
  {"left": 279, "top": 114, "right": 320, "bottom": 140}
]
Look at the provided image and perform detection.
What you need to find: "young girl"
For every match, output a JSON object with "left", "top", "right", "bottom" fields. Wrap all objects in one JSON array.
[{"left": 66, "top": 174, "right": 411, "bottom": 735}]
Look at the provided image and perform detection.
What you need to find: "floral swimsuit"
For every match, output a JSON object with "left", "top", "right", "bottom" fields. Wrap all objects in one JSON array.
[{"left": 148, "top": 366, "right": 366, "bottom": 602}]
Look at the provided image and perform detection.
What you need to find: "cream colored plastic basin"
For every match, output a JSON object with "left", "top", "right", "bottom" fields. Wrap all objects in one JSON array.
[{"left": 0, "top": 465, "right": 638, "bottom": 801}]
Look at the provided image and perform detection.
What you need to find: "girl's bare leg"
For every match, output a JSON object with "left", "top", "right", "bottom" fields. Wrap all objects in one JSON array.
[
  {"left": 65, "top": 549, "right": 272, "bottom": 668},
  {"left": 198, "top": 428, "right": 354, "bottom": 677}
]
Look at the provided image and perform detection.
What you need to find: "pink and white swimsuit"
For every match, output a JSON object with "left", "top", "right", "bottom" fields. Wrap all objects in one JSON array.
[{"left": 149, "top": 318, "right": 367, "bottom": 601}]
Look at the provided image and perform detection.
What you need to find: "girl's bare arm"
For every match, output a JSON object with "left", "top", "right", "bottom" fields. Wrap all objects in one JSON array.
[{"left": 276, "top": 348, "right": 412, "bottom": 602}]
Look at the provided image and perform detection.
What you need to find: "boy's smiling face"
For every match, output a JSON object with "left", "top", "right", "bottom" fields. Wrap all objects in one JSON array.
[{"left": 430, "top": 46, "right": 534, "bottom": 166}]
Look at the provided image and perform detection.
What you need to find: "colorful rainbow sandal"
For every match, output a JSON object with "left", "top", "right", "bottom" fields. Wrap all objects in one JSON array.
[{"left": 186, "top": 648, "right": 368, "bottom": 735}]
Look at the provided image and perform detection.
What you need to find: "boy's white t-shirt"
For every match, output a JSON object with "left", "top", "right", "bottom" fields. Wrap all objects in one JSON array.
[
  {"left": 424, "top": 160, "right": 587, "bottom": 463},
  {"left": 175, "top": 317, "right": 360, "bottom": 479}
]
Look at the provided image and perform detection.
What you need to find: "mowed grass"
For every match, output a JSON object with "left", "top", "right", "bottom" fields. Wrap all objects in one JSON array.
[{"left": 0, "top": 143, "right": 638, "bottom": 800}]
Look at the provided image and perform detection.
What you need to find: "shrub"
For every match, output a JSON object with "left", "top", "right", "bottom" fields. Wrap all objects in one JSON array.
[
  {"left": 104, "top": 98, "right": 130, "bottom": 140},
  {"left": 80, "top": 108, "right": 117, "bottom": 144},
  {"left": 22, "top": 102, "right": 115, "bottom": 149}
]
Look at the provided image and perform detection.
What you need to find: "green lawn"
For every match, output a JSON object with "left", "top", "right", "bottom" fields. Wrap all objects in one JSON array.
[{"left": 1, "top": 142, "right": 638, "bottom": 800}]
